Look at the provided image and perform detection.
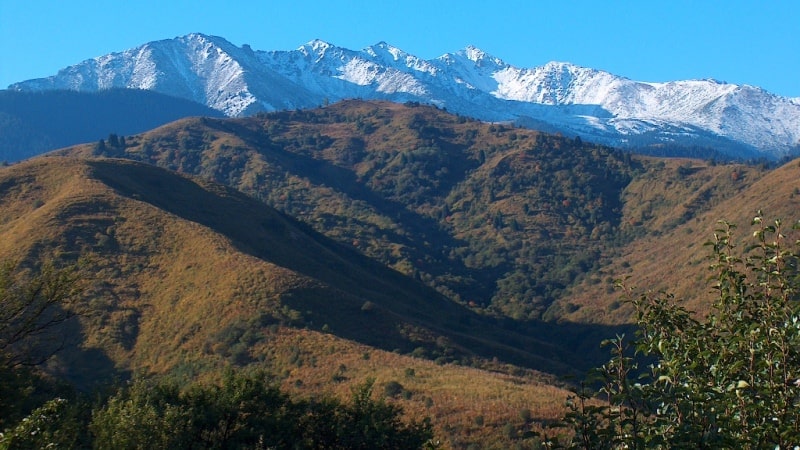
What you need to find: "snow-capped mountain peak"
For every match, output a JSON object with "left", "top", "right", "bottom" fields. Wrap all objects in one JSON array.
[
  {"left": 363, "top": 41, "right": 407, "bottom": 65},
  {"left": 366, "top": 41, "right": 403, "bottom": 59},
  {"left": 298, "top": 39, "right": 335, "bottom": 58},
  {"left": 361, "top": 42, "right": 438, "bottom": 77},
  {"left": 452, "top": 45, "right": 506, "bottom": 68},
  {"left": 9, "top": 34, "right": 800, "bottom": 159},
  {"left": 463, "top": 45, "right": 488, "bottom": 62}
]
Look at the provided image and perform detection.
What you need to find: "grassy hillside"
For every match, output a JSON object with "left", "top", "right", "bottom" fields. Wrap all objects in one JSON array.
[
  {"left": 554, "top": 157, "right": 796, "bottom": 323},
  {"left": 65, "top": 100, "right": 643, "bottom": 321},
  {"left": 2, "top": 156, "right": 621, "bottom": 372},
  {"left": 5, "top": 99, "right": 797, "bottom": 447},
  {"left": 0, "top": 156, "right": 624, "bottom": 447},
  {"left": 64, "top": 100, "right": 787, "bottom": 327}
]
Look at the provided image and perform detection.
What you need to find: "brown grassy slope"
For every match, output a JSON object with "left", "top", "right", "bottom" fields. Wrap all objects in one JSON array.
[
  {"left": 63, "top": 99, "right": 638, "bottom": 321},
  {"left": 0, "top": 157, "right": 311, "bottom": 380},
  {"left": 0, "top": 156, "right": 581, "bottom": 448},
  {"left": 260, "top": 327, "right": 572, "bottom": 449},
  {"left": 619, "top": 158, "right": 766, "bottom": 234},
  {"left": 58, "top": 100, "right": 793, "bottom": 329},
  {"left": 557, "top": 157, "right": 796, "bottom": 323},
  {"left": 0, "top": 157, "right": 619, "bottom": 375}
]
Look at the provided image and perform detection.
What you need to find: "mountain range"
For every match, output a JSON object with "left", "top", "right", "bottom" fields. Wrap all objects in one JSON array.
[
  {"left": 4, "top": 32, "right": 800, "bottom": 448},
  {"left": 0, "top": 89, "right": 223, "bottom": 162},
  {"left": 0, "top": 154, "right": 620, "bottom": 447},
  {"left": 8, "top": 33, "right": 800, "bottom": 160},
  {"left": 4, "top": 97, "right": 800, "bottom": 448},
  {"left": 58, "top": 100, "right": 790, "bottom": 323}
]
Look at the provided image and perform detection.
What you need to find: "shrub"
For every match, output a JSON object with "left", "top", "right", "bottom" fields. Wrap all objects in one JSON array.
[
  {"left": 87, "top": 373, "right": 434, "bottom": 450},
  {"left": 383, "top": 380, "right": 405, "bottom": 398},
  {"left": 551, "top": 213, "right": 800, "bottom": 449}
]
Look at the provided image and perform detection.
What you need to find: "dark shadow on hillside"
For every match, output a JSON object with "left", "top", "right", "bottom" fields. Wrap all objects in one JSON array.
[
  {"left": 32, "top": 305, "right": 129, "bottom": 392},
  {"left": 87, "top": 158, "right": 631, "bottom": 378},
  {"left": 210, "top": 118, "right": 507, "bottom": 304}
]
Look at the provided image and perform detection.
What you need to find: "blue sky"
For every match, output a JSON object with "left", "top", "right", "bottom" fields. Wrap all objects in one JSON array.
[{"left": 1, "top": 0, "right": 798, "bottom": 97}]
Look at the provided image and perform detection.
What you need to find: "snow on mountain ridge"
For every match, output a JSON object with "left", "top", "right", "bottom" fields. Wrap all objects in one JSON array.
[
  {"left": 298, "top": 39, "right": 335, "bottom": 61},
  {"left": 9, "top": 33, "right": 800, "bottom": 158},
  {"left": 362, "top": 42, "right": 440, "bottom": 78},
  {"left": 460, "top": 45, "right": 505, "bottom": 67}
]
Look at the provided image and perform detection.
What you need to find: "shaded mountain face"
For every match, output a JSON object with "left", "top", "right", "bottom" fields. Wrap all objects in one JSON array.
[
  {"left": 2, "top": 103, "right": 797, "bottom": 450},
  {"left": 0, "top": 156, "right": 628, "bottom": 387},
  {"left": 63, "top": 100, "right": 640, "bottom": 322},
  {"left": 0, "top": 89, "right": 224, "bottom": 162},
  {"left": 59, "top": 100, "right": 797, "bottom": 326},
  {"left": 0, "top": 155, "right": 590, "bottom": 447},
  {"left": 9, "top": 33, "right": 800, "bottom": 159}
]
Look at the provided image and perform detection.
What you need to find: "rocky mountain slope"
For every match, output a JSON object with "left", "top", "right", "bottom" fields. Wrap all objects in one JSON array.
[{"left": 10, "top": 33, "right": 800, "bottom": 159}]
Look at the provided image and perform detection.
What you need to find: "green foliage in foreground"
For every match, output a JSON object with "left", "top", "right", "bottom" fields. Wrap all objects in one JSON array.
[
  {"left": 550, "top": 213, "right": 800, "bottom": 449},
  {"left": 0, "top": 255, "right": 434, "bottom": 449},
  {"left": 0, "top": 257, "right": 88, "bottom": 431},
  {"left": 0, "top": 371, "right": 434, "bottom": 449},
  {"left": 0, "top": 258, "right": 86, "bottom": 370}
]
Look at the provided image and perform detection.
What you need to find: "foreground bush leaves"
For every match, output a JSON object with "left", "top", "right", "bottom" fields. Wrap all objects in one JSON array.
[
  {"left": 550, "top": 213, "right": 800, "bottom": 449},
  {"left": 1, "top": 371, "right": 435, "bottom": 449}
]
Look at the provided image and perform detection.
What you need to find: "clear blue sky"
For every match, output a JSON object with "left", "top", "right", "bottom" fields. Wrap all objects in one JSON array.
[{"left": 1, "top": 0, "right": 798, "bottom": 97}]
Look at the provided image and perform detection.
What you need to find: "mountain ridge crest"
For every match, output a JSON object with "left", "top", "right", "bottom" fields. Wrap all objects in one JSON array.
[{"left": 9, "top": 32, "right": 800, "bottom": 159}]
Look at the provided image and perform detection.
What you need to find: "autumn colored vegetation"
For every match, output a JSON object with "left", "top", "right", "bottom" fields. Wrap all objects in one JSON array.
[{"left": 3, "top": 99, "right": 799, "bottom": 447}]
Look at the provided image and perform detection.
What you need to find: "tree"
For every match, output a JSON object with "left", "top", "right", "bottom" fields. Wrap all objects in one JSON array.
[
  {"left": 0, "top": 258, "right": 87, "bottom": 369},
  {"left": 94, "top": 139, "right": 107, "bottom": 156},
  {"left": 0, "top": 256, "right": 88, "bottom": 434},
  {"left": 551, "top": 213, "right": 800, "bottom": 449},
  {"left": 89, "top": 380, "right": 200, "bottom": 450},
  {"left": 0, "top": 397, "right": 90, "bottom": 449},
  {"left": 88, "top": 373, "right": 435, "bottom": 450},
  {"left": 107, "top": 133, "right": 119, "bottom": 148},
  {"left": 302, "top": 378, "right": 434, "bottom": 450}
]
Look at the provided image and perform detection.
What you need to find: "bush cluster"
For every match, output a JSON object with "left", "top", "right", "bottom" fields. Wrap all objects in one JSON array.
[
  {"left": 549, "top": 214, "right": 800, "bottom": 448},
  {"left": 1, "top": 371, "right": 435, "bottom": 449}
]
